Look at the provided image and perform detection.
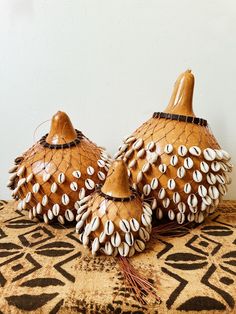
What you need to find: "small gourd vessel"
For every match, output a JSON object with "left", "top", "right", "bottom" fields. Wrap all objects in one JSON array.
[
  {"left": 115, "top": 70, "right": 232, "bottom": 224},
  {"left": 75, "top": 160, "right": 152, "bottom": 256},
  {"left": 7, "top": 111, "right": 111, "bottom": 224}
]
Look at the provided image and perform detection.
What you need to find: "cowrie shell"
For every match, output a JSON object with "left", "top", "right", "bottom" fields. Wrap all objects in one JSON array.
[
  {"left": 124, "top": 136, "right": 136, "bottom": 144},
  {"left": 173, "top": 192, "right": 181, "bottom": 204},
  {"left": 134, "top": 240, "right": 145, "bottom": 252},
  {"left": 189, "top": 146, "right": 201, "bottom": 156},
  {"left": 58, "top": 172, "right": 65, "bottom": 184},
  {"left": 167, "top": 179, "right": 176, "bottom": 190},
  {"left": 119, "top": 219, "right": 130, "bottom": 233},
  {"left": 111, "top": 231, "right": 121, "bottom": 247},
  {"left": 105, "top": 220, "right": 114, "bottom": 235},
  {"left": 85, "top": 179, "right": 95, "bottom": 190},
  {"left": 178, "top": 145, "right": 188, "bottom": 156},
  {"left": 184, "top": 157, "right": 194, "bottom": 169},
  {"left": 159, "top": 164, "right": 167, "bottom": 173},
  {"left": 208, "top": 186, "right": 220, "bottom": 200},
  {"left": 184, "top": 183, "right": 192, "bottom": 194},
  {"left": 198, "top": 185, "right": 207, "bottom": 197},
  {"left": 211, "top": 161, "right": 221, "bottom": 172},
  {"left": 52, "top": 204, "right": 60, "bottom": 216},
  {"left": 137, "top": 171, "right": 143, "bottom": 183},
  {"left": 87, "top": 166, "right": 95, "bottom": 176},
  {"left": 98, "top": 171, "right": 106, "bottom": 181},
  {"left": 164, "top": 144, "right": 173, "bottom": 154},
  {"left": 51, "top": 182, "right": 58, "bottom": 193},
  {"left": 203, "top": 148, "right": 216, "bottom": 161},
  {"left": 206, "top": 173, "right": 217, "bottom": 185},
  {"left": 42, "top": 195, "right": 48, "bottom": 206},
  {"left": 133, "top": 138, "right": 143, "bottom": 150},
  {"left": 47, "top": 209, "right": 54, "bottom": 220},
  {"left": 90, "top": 216, "right": 100, "bottom": 231},
  {"left": 143, "top": 203, "right": 152, "bottom": 216},
  {"left": 72, "top": 170, "right": 81, "bottom": 179},
  {"left": 146, "top": 141, "right": 155, "bottom": 151},
  {"left": 202, "top": 195, "right": 212, "bottom": 206},
  {"left": 97, "top": 159, "right": 106, "bottom": 167},
  {"left": 162, "top": 198, "right": 170, "bottom": 208},
  {"left": 104, "top": 241, "right": 113, "bottom": 255},
  {"left": 187, "top": 213, "right": 195, "bottom": 222},
  {"left": 36, "top": 203, "right": 42, "bottom": 214},
  {"left": 187, "top": 194, "right": 198, "bottom": 207},
  {"left": 139, "top": 228, "right": 150, "bottom": 242},
  {"left": 99, "top": 231, "right": 107, "bottom": 244},
  {"left": 128, "top": 159, "right": 137, "bottom": 169},
  {"left": 58, "top": 215, "right": 65, "bottom": 225},
  {"left": 200, "top": 161, "right": 209, "bottom": 173},
  {"left": 178, "top": 202, "right": 186, "bottom": 213},
  {"left": 177, "top": 212, "right": 185, "bottom": 224},
  {"left": 156, "top": 208, "right": 163, "bottom": 220},
  {"left": 218, "top": 184, "right": 227, "bottom": 196},
  {"left": 17, "top": 165, "right": 25, "bottom": 176},
  {"left": 151, "top": 198, "right": 157, "bottom": 210},
  {"left": 125, "top": 232, "right": 134, "bottom": 246},
  {"left": 143, "top": 184, "right": 151, "bottom": 196},
  {"left": 118, "top": 242, "right": 129, "bottom": 257},
  {"left": 61, "top": 194, "right": 69, "bottom": 206},
  {"left": 70, "top": 181, "right": 78, "bottom": 191},
  {"left": 141, "top": 214, "right": 152, "bottom": 227},
  {"left": 177, "top": 166, "right": 186, "bottom": 178},
  {"left": 137, "top": 148, "right": 145, "bottom": 159},
  {"left": 168, "top": 210, "right": 175, "bottom": 220},
  {"left": 75, "top": 220, "right": 84, "bottom": 233},
  {"left": 215, "top": 149, "right": 223, "bottom": 160},
  {"left": 158, "top": 188, "right": 166, "bottom": 199},
  {"left": 130, "top": 218, "right": 140, "bottom": 232},
  {"left": 17, "top": 178, "right": 26, "bottom": 187},
  {"left": 170, "top": 155, "right": 178, "bottom": 166},
  {"left": 8, "top": 165, "right": 18, "bottom": 173},
  {"left": 216, "top": 174, "right": 225, "bottom": 184},
  {"left": 25, "top": 192, "right": 31, "bottom": 203},
  {"left": 43, "top": 173, "right": 51, "bottom": 182},
  {"left": 151, "top": 178, "right": 158, "bottom": 190},
  {"left": 221, "top": 150, "right": 231, "bottom": 160},
  {"left": 142, "top": 163, "right": 150, "bottom": 173},
  {"left": 91, "top": 238, "right": 100, "bottom": 255},
  {"left": 26, "top": 173, "right": 34, "bottom": 183},
  {"left": 195, "top": 212, "right": 204, "bottom": 224},
  {"left": 33, "top": 183, "right": 40, "bottom": 193},
  {"left": 147, "top": 152, "right": 158, "bottom": 164},
  {"left": 43, "top": 214, "right": 49, "bottom": 224},
  {"left": 193, "top": 170, "right": 203, "bottom": 183}
]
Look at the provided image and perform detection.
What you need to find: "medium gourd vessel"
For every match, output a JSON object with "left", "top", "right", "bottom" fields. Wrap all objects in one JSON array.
[
  {"left": 115, "top": 70, "right": 232, "bottom": 224},
  {"left": 75, "top": 160, "right": 152, "bottom": 257},
  {"left": 7, "top": 111, "right": 110, "bottom": 224}
]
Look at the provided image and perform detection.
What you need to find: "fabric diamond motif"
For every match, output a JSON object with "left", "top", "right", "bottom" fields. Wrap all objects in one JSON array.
[{"left": 18, "top": 226, "right": 54, "bottom": 247}]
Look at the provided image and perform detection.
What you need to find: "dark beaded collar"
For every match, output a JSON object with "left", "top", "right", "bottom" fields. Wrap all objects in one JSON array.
[
  {"left": 153, "top": 112, "right": 208, "bottom": 126},
  {"left": 39, "top": 129, "right": 83, "bottom": 149}
]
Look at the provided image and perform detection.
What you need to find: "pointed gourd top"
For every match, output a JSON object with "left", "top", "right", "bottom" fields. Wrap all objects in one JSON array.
[
  {"left": 46, "top": 111, "right": 77, "bottom": 144},
  {"left": 101, "top": 160, "right": 131, "bottom": 198},
  {"left": 164, "top": 70, "right": 195, "bottom": 117}
]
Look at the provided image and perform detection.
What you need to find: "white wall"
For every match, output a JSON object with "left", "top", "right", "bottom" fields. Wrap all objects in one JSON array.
[{"left": 0, "top": 0, "right": 235, "bottom": 199}]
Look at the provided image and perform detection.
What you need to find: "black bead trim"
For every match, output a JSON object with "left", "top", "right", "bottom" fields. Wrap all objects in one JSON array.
[
  {"left": 39, "top": 129, "right": 83, "bottom": 149},
  {"left": 96, "top": 185, "right": 138, "bottom": 202},
  {"left": 153, "top": 112, "right": 208, "bottom": 126}
]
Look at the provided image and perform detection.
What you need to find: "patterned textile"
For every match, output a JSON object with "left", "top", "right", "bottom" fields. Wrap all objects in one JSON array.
[{"left": 0, "top": 200, "right": 235, "bottom": 313}]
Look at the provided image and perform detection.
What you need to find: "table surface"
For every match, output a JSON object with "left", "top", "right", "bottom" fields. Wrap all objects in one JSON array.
[{"left": 0, "top": 200, "right": 235, "bottom": 314}]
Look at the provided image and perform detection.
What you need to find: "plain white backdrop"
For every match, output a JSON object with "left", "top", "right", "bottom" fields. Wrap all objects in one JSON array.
[{"left": 0, "top": 0, "right": 235, "bottom": 199}]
